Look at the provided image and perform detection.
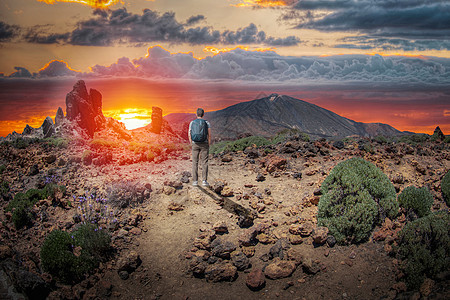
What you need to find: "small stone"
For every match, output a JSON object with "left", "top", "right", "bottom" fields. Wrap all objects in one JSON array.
[
  {"left": 256, "top": 174, "right": 266, "bottom": 182},
  {"left": 221, "top": 186, "right": 234, "bottom": 197},
  {"left": 327, "top": 235, "right": 337, "bottom": 247},
  {"left": 312, "top": 227, "right": 329, "bottom": 245},
  {"left": 163, "top": 186, "right": 176, "bottom": 195},
  {"left": 302, "top": 257, "right": 321, "bottom": 274},
  {"left": 349, "top": 250, "right": 356, "bottom": 259},
  {"left": 242, "top": 246, "right": 256, "bottom": 258},
  {"left": 129, "top": 227, "right": 142, "bottom": 235},
  {"left": 168, "top": 202, "right": 184, "bottom": 211},
  {"left": 212, "top": 221, "right": 228, "bottom": 234},
  {"left": 119, "top": 271, "right": 129, "bottom": 280},
  {"left": 257, "top": 233, "right": 275, "bottom": 244},
  {"left": 289, "top": 234, "right": 303, "bottom": 245},
  {"left": 246, "top": 268, "right": 265, "bottom": 291},
  {"left": 264, "top": 258, "right": 297, "bottom": 279},
  {"left": 117, "top": 251, "right": 142, "bottom": 273}
]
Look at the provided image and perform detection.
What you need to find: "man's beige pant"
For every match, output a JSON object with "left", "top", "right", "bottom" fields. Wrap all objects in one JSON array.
[{"left": 192, "top": 142, "right": 209, "bottom": 182}]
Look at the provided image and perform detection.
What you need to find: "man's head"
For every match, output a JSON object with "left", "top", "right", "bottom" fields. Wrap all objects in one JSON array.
[{"left": 196, "top": 108, "right": 204, "bottom": 117}]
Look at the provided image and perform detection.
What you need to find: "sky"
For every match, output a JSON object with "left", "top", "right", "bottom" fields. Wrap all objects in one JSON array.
[{"left": 0, "top": 0, "right": 449, "bottom": 137}]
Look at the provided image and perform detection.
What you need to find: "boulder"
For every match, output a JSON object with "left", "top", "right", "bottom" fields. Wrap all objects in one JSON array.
[
  {"left": 264, "top": 257, "right": 297, "bottom": 279},
  {"left": 205, "top": 262, "right": 237, "bottom": 282},
  {"left": 246, "top": 268, "right": 265, "bottom": 291},
  {"left": 211, "top": 239, "right": 237, "bottom": 259}
]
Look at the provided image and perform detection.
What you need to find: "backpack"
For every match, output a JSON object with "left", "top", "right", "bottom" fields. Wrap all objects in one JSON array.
[{"left": 191, "top": 119, "right": 208, "bottom": 142}]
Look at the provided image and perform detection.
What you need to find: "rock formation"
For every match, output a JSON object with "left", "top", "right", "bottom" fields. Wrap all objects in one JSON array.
[
  {"left": 41, "top": 116, "right": 55, "bottom": 138},
  {"left": 66, "top": 80, "right": 106, "bottom": 137},
  {"left": 55, "top": 107, "right": 64, "bottom": 127},
  {"left": 150, "top": 106, "right": 163, "bottom": 134},
  {"left": 433, "top": 126, "right": 445, "bottom": 141}
]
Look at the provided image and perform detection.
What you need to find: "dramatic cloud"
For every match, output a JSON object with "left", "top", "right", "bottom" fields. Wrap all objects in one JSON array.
[
  {"left": 37, "top": 0, "right": 123, "bottom": 9},
  {"left": 6, "top": 60, "right": 80, "bottom": 78},
  {"left": 0, "top": 21, "right": 20, "bottom": 42},
  {"left": 38, "top": 60, "right": 79, "bottom": 77},
  {"left": 290, "top": 0, "right": 450, "bottom": 50},
  {"left": 8, "top": 67, "right": 33, "bottom": 78},
  {"left": 23, "top": 8, "right": 300, "bottom": 47},
  {"left": 85, "top": 46, "right": 450, "bottom": 88}
]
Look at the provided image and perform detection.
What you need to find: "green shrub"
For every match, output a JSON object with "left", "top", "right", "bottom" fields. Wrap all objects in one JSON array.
[
  {"left": 318, "top": 157, "right": 398, "bottom": 244},
  {"left": 210, "top": 136, "right": 271, "bottom": 154},
  {"left": 398, "top": 186, "right": 433, "bottom": 219},
  {"left": 272, "top": 129, "right": 310, "bottom": 144},
  {"left": 0, "top": 180, "right": 9, "bottom": 196},
  {"left": 0, "top": 164, "right": 6, "bottom": 174},
  {"left": 6, "top": 184, "right": 66, "bottom": 229},
  {"left": 442, "top": 170, "right": 450, "bottom": 206},
  {"left": 43, "top": 137, "right": 68, "bottom": 148},
  {"left": 40, "top": 224, "right": 111, "bottom": 283},
  {"left": 396, "top": 211, "right": 450, "bottom": 290},
  {"left": 444, "top": 136, "right": 450, "bottom": 143},
  {"left": 90, "top": 138, "right": 119, "bottom": 149},
  {"left": 398, "top": 134, "right": 429, "bottom": 145}
]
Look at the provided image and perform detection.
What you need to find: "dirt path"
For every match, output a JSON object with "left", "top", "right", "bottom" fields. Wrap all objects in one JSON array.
[{"left": 102, "top": 153, "right": 401, "bottom": 300}]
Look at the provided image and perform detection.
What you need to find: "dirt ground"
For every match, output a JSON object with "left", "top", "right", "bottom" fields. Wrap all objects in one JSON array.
[{"left": 95, "top": 150, "right": 429, "bottom": 300}]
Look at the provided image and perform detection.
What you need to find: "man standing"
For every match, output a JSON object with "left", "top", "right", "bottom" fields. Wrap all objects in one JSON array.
[{"left": 189, "top": 108, "right": 211, "bottom": 186}]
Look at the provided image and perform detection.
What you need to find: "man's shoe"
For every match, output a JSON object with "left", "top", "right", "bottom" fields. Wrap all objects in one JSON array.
[
  {"left": 202, "top": 180, "right": 209, "bottom": 186},
  {"left": 192, "top": 181, "right": 198, "bottom": 186}
]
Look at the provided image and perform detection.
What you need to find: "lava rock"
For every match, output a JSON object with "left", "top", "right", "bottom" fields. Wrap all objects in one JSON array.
[
  {"left": 211, "top": 239, "right": 237, "bottom": 259},
  {"left": 231, "top": 251, "right": 251, "bottom": 271},
  {"left": 246, "top": 268, "right": 266, "bottom": 291},
  {"left": 312, "top": 227, "right": 329, "bottom": 245},
  {"left": 205, "top": 262, "right": 237, "bottom": 282},
  {"left": 264, "top": 258, "right": 297, "bottom": 279}
]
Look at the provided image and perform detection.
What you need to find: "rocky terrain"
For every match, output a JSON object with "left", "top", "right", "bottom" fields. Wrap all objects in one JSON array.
[{"left": 0, "top": 81, "right": 449, "bottom": 300}]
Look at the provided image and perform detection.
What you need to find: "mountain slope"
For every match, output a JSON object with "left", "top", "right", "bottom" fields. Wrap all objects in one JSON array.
[{"left": 165, "top": 94, "right": 403, "bottom": 140}]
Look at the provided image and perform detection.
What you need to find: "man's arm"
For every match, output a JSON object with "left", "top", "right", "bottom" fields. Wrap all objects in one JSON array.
[
  {"left": 188, "top": 122, "right": 192, "bottom": 143},
  {"left": 208, "top": 127, "right": 211, "bottom": 145}
]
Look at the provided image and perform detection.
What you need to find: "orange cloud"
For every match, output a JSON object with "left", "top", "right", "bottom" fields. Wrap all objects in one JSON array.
[
  {"left": 203, "top": 45, "right": 275, "bottom": 55},
  {"left": 231, "top": 0, "right": 292, "bottom": 8},
  {"left": 37, "top": 0, "right": 123, "bottom": 9}
]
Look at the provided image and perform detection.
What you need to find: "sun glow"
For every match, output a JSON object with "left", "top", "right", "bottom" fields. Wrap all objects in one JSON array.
[
  {"left": 231, "top": 0, "right": 292, "bottom": 8},
  {"left": 104, "top": 108, "right": 151, "bottom": 130},
  {"left": 37, "top": 0, "right": 122, "bottom": 9},
  {"left": 203, "top": 46, "right": 275, "bottom": 55}
]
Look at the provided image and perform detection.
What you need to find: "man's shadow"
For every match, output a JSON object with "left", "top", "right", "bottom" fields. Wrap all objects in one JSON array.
[{"left": 197, "top": 186, "right": 257, "bottom": 228}]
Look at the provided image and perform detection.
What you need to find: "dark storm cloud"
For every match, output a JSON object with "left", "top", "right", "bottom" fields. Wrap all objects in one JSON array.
[
  {"left": 0, "top": 21, "right": 20, "bottom": 42},
  {"left": 336, "top": 36, "right": 450, "bottom": 51},
  {"left": 8, "top": 67, "right": 33, "bottom": 78},
  {"left": 291, "top": 0, "right": 450, "bottom": 50},
  {"left": 185, "top": 15, "right": 206, "bottom": 26},
  {"left": 24, "top": 8, "right": 299, "bottom": 47}
]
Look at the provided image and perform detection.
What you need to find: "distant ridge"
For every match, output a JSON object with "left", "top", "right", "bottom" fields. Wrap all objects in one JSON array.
[{"left": 165, "top": 94, "right": 404, "bottom": 140}]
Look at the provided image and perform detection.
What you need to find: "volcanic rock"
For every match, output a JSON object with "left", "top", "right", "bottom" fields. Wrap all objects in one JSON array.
[
  {"left": 117, "top": 251, "right": 142, "bottom": 273},
  {"left": 41, "top": 116, "right": 55, "bottom": 138},
  {"left": 205, "top": 262, "right": 237, "bottom": 282},
  {"left": 264, "top": 257, "right": 297, "bottom": 279},
  {"left": 211, "top": 239, "right": 237, "bottom": 259},
  {"left": 150, "top": 106, "right": 163, "bottom": 134},
  {"left": 312, "top": 227, "right": 329, "bottom": 245},
  {"left": 66, "top": 80, "right": 106, "bottom": 137},
  {"left": 231, "top": 251, "right": 251, "bottom": 271},
  {"left": 55, "top": 107, "right": 64, "bottom": 126},
  {"left": 246, "top": 268, "right": 265, "bottom": 290},
  {"left": 432, "top": 126, "right": 445, "bottom": 141},
  {"left": 269, "top": 239, "right": 291, "bottom": 259}
]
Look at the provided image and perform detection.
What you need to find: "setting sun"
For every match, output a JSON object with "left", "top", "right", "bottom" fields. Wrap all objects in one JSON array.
[{"left": 104, "top": 108, "right": 151, "bottom": 130}]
